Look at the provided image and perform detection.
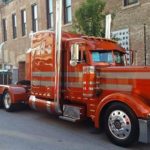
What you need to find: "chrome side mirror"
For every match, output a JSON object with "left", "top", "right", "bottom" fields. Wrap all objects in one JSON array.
[{"left": 70, "top": 44, "right": 79, "bottom": 67}]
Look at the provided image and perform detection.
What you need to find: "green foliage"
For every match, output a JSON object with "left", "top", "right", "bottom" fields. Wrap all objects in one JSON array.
[{"left": 73, "top": 0, "right": 106, "bottom": 37}]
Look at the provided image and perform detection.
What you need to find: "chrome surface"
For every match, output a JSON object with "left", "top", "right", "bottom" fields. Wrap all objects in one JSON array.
[
  {"left": 108, "top": 110, "right": 131, "bottom": 140},
  {"left": 54, "top": 0, "right": 62, "bottom": 113},
  {"left": 139, "top": 119, "right": 150, "bottom": 143},
  {"left": 4, "top": 93, "right": 11, "bottom": 109}
]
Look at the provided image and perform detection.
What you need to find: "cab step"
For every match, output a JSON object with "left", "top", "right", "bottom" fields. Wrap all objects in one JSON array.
[
  {"left": 59, "top": 104, "right": 86, "bottom": 122},
  {"left": 59, "top": 116, "right": 79, "bottom": 122}
]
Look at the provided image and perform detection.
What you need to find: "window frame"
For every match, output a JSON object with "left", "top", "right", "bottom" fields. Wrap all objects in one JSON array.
[
  {"left": 123, "top": 0, "right": 139, "bottom": 7},
  {"left": 31, "top": 4, "right": 38, "bottom": 32},
  {"left": 21, "top": 9, "right": 27, "bottom": 36},
  {"left": 46, "top": 0, "right": 54, "bottom": 29},
  {"left": 2, "top": 18, "right": 7, "bottom": 42},
  {"left": 64, "top": 0, "right": 72, "bottom": 24},
  {"left": 12, "top": 13, "right": 17, "bottom": 39}
]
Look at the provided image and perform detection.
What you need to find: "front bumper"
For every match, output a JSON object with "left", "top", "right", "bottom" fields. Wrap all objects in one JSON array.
[{"left": 139, "top": 119, "right": 150, "bottom": 143}]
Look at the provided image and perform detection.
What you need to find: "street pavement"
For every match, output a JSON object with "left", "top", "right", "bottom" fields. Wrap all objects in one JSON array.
[{"left": 0, "top": 108, "right": 150, "bottom": 150}]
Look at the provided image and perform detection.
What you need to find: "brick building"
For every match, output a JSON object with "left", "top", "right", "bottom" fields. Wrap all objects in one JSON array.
[
  {"left": 105, "top": 0, "right": 150, "bottom": 65},
  {"left": 0, "top": 0, "right": 84, "bottom": 82},
  {"left": 0, "top": 0, "right": 150, "bottom": 82}
]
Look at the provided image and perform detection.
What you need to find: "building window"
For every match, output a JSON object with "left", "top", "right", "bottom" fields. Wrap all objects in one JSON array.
[
  {"left": 124, "top": 0, "right": 138, "bottom": 6},
  {"left": 21, "top": 9, "right": 27, "bottom": 36},
  {"left": 47, "top": 0, "right": 53, "bottom": 29},
  {"left": 12, "top": 13, "right": 17, "bottom": 39},
  {"left": 2, "top": 19, "right": 7, "bottom": 41},
  {"left": 111, "top": 29, "right": 130, "bottom": 64},
  {"left": 31, "top": 4, "right": 38, "bottom": 32},
  {"left": 64, "top": 0, "right": 72, "bottom": 24}
]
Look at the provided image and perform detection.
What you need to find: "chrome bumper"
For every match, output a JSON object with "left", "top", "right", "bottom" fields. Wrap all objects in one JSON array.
[{"left": 139, "top": 119, "right": 150, "bottom": 143}]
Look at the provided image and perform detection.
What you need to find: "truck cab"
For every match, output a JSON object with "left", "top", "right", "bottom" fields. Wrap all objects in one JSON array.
[
  {"left": 69, "top": 39, "right": 126, "bottom": 67},
  {"left": 1, "top": 31, "right": 150, "bottom": 147}
]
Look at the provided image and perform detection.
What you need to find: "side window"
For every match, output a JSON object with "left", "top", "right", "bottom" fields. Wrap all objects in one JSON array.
[
  {"left": 78, "top": 51, "right": 86, "bottom": 63},
  {"left": 70, "top": 43, "right": 86, "bottom": 66},
  {"left": 83, "top": 51, "right": 86, "bottom": 62},
  {"left": 114, "top": 52, "right": 124, "bottom": 64},
  {"left": 123, "top": 0, "right": 138, "bottom": 7}
]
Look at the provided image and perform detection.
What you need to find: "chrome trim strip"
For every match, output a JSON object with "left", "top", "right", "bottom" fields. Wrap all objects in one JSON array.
[
  {"left": 32, "top": 80, "right": 55, "bottom": 87},
  {"left": 101, "top": 84, "right": 132, "bottom": 92},
  {"left": 64, "top": 82, "right": 83, "bottom": 88},
  {"left": 47, "top": 101, "right": 52, "bottom": 113},
  {"left": 98, "top": 72, "right": 150, "bottom": 80},
  {"left": 32, "top": 72, "right": 55, "bottom": 77},
  {"left": 31, "top": 80, "right": 83, "bottom": 88},
  {"left": 32, "top": 71, "right": 83, "bottom": 78},
  {"left": 83, "top": 93, "right": 93, "bottom": 97},
  {"left": 64, "top": 72, "right": 83, "bottom": 78},
  {"left": 30, "top": 95, "right": 36, "bottom": 110}
]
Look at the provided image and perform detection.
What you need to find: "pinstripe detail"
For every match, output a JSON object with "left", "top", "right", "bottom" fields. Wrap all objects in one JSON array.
[
  {"left": 32, "top": 72, "right": 83, "bottom": 78},
  {"left": 100, "top": 84, "right": 132, "bottom": 92},
  {"left": 32, "top": 72, "right": 55, "bottom": 77},
  {"left": 32, "top": 80, "right": 83, "bottom": 88},
  {"left": 32, "top": 80, "right": 55, "bottom": 86},
  {"left": 64, "top": 82, "right": 83, "bottom": 88},
  {"left": 83, "top": 93, "right": 93, "bottom": 97},
  {"left": 64, "top": 72, "right": 83, "bottom": 77},
  {"left": 98, "top": 72, "right": 150, "bottom": 79}
]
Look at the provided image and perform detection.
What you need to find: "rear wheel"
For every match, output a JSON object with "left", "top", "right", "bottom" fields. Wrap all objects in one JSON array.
[
  {"left": 0, "top": 95, "right": 4, "bottom": 108},
  {"left": 104, "top": 102, "right": 139, "bottom": 147},
  {"left": 3, "top": 92, "right": 15, "bottom": 112}
]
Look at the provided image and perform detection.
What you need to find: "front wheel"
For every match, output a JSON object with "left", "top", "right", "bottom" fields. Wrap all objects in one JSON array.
[
  {"left": 104, "top": 102, "right": 139, "bottom": 147},
  {"left": 3, "top": 92, "right": 15, "bottom": 112}
]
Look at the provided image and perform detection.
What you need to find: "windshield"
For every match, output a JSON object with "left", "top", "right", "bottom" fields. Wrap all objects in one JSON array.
[
  {"left": 114, "top": 51, "right": 124, "bottom": 64},
  {"left": 92, "top": 51, "right": 113, "bottom": 63}
]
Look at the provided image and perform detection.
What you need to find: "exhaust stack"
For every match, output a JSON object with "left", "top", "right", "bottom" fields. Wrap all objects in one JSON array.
[
  {"left": 105, "top": 14, "right": 112, "bottom": 39},
  {"left": 54, "top": 0, "right": 62, "bottom": 113},
  {"left": 29, "top": 0, "right": 62, "bottom": 114}
]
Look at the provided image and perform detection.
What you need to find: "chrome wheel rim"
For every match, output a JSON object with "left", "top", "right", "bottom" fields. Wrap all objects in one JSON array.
[
  {"left": 4, "top": 93, "right": 11, "bottom": 109},
  {"left": 108, "top": 110, "right": 131, "bottom": 140}
]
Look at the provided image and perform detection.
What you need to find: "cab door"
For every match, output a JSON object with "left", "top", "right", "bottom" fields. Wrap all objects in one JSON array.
[{"left": 65, "top": 43, "right": 87, "bottom": 98}]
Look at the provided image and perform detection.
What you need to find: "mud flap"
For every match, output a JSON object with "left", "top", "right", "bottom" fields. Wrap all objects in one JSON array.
[{"left": 139, "top": 119, "right": 150, "bottom": 143}]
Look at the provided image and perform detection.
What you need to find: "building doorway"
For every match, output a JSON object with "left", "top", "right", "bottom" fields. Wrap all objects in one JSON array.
[{"left": 18, "top": 61, "right": 25, "bottom": 81}]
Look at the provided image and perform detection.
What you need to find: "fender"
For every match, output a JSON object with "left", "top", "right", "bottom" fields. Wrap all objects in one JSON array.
[
  {"left": 0, "top": 85, "right": 28, "bottom": 104},
  {"left": 94, "top": 92, "right": 150, "bottom": 128}
]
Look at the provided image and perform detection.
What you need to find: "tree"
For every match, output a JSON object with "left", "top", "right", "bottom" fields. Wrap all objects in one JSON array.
[{"left": 73, "top": 0, "right": 106, "bottom": 37}]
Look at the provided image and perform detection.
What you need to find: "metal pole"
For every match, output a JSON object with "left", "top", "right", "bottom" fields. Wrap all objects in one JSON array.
[
  {"left": 144, "top": 24, "right": 147, "bottom": 66},
  {"left": 54, "top": 0, "right": 62, "bottom": 113},
  {"left": 105, "top": 14, "right": 112, "bottom": 39}
]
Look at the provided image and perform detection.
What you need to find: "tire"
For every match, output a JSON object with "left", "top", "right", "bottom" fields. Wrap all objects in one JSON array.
[
  {"left": 3, "top": 92, "right": 15, "bottom": 112},
  {"left": 0, "top": 95, "right": 4, "bottom": 108},
  {"left": 104, "top": 102, "right": 139, "bottom": 147}
]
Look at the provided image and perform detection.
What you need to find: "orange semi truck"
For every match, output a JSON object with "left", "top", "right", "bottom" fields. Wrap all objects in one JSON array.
[{"left": 0, "top": 30, "right": 150, "bottom": 147}]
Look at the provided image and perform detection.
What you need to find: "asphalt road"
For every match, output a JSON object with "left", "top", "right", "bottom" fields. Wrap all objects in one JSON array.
[{"left": 0, "top": 108, "right": 150, "bottom": 150}]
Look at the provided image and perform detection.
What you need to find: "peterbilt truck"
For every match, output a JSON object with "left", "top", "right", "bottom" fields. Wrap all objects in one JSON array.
[{"left": 0, "top": 30, "right": 150, "bottom": 147}]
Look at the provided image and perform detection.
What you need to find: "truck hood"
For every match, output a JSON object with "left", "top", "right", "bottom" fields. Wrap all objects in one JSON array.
[{"left": 94, "top": 65, "right": 150, "bottom": 105}]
